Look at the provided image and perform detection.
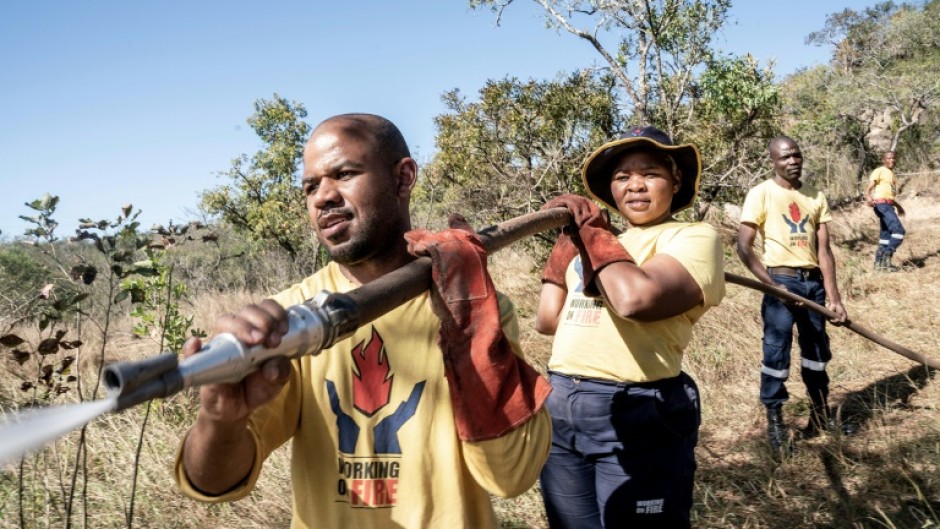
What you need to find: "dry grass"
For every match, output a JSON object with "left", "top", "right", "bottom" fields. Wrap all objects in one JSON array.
[{"left": 3, "top": 193, "right": 940, "bottom": 528}]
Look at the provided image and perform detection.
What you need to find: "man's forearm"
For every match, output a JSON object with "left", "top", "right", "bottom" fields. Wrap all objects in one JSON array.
[
  {"left": 737, "top": 247, "right": 773, "bottom": 285},
  {"left": 182, "top": 415, "right": 257, "bottom": 495},
  {"left": 818, "top": 252, "right": 841, "bottom": 303}
]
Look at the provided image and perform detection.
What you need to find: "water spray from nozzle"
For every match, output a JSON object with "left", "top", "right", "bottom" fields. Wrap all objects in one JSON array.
[{"left": 0, "top": 290, "right": 360, "bottom": 464}]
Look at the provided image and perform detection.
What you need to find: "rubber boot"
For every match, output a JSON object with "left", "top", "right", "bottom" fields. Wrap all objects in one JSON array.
[
  {"left": 804, "top": 403, "right": 857, "bottom": 438},
  {"left": 874, "top": 251, "right": 885, "bottom": 271},
  {"left": 802, "top": 404, "right": 831, "bottom": 438},
  {"left": 883, "top": 253, "right": 899, "bottom": 272},
  {"left": 766, "top": 408, "right": 792, "bottom": 457}
]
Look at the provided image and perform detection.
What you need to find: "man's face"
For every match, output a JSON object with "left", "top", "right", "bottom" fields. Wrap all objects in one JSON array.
[
  {"left": 608, "top": 149, "right": 680, "bottom": 226},
  {"left": 770, "top": 140, "right": 803, "bottom": 183},
  {"left": 884, "top": 152, "right": 897, "bottom": 169},
  {"left": 301, "top": 123, "right": 406, "bottom": 265}
]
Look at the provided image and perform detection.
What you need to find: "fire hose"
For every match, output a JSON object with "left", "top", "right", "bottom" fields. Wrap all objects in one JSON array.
[
  {"left": 102, "top": 208, "right": 937, "bottom": 412},
  {"left": 102, "top": 208, "right": 572, "bottom": 411}
]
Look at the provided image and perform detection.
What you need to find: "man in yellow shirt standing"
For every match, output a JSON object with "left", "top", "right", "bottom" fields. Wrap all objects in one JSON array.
[
  {"left": 737, "top": 136, "right": 851, "bottom": 457},
  {"left": 173, "top": 113, "right": 552, "bottom": 528},
  {"left": 864, "top": 151, "right": 906, "bottom": 272}
]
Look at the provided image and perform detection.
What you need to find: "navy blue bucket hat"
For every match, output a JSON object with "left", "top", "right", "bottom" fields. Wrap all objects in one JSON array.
[{"left": 581, "top": 125, "right": 702, "bottom": 216}]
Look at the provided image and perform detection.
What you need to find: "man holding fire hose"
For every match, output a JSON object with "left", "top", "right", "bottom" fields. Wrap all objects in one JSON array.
[{"left": 174, "top": 113, "right": 552, "bottom": 528}]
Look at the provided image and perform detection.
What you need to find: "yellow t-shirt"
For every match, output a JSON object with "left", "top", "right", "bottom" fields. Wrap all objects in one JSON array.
[
  {"left": 547, "top": 221, "right": 725, "bottom": 382},
  {"left": 174, "top": 262, "right": 551, "bottom": 529},
  {"left": 740, "top": 179, "right": 832, "bottom": 268},
  {"left": 869, "top": 166, "right": 897, "bottom": 200}
]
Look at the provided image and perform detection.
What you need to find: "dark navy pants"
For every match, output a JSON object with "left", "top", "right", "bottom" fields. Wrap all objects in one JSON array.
[
  {"left": 874, "top": 203, "right": 905, "bottom": 259},
  {"left": 539, "top": 371, "right": 700, "bottom": 529},
  {"left": 760, "top": 270, "right": 831, "bottom": 410}
]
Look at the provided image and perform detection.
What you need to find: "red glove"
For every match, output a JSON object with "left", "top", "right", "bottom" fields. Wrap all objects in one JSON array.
[
  {"left": 404, "top": 214, "right": 551, "bottom": 441},
  {"left": 542, "top": 194, "right": 634, "bottom": 296},
  {"left": 541, "top": 231, "right": 579, "bottom": 287}
]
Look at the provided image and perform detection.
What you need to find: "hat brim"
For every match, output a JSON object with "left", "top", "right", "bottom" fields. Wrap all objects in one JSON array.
[{"left": 581, "top": 136, "right": 701, "bottom": 217}]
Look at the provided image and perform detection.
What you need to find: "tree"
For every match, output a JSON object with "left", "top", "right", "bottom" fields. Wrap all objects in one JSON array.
[
  {"left": 471, "top": 0, "right": 731, "bottom": 136},
  {"left": 690, "top": 54, "right": 779, "bottom": 210},
  {"left": 200, "top": 95, "right": 313, "bottom": 258},
  {"left": 469, "top": 0, "right": 780, "bottom": 216},
  {"left": 800, "top": 0, "right": 940, "bottom": 179},
  {"left": 421, "top": 72, "right": 620, "bottom": 227},
  {"left": 806, "top": 2, "right": 899, "bottom": 74}
]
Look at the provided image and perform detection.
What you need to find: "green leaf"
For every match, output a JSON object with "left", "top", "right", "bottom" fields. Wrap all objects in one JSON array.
[
  {"left": 82, "top": 267, "right": 98, "bottom": 285},
  {"left": 12, "top": 349, "right": 30, "bottom": 365},
  {"left": 130, "top": 288, "right": 146, "bottom": 303},
  {"left": 133, "top": 266, "right": 158, "bottom": 277},
  {"left": 58, "top": 355, "right": 75, "bottom": 372},
  {"left": 71, "top": 293, "right": 89, "bottom": 304},
  {"left": 37, "top": 338, "right": 59, "bottom": 355},
  {"left": 0, "top": 334, "right": 25, "bottom": 347}
]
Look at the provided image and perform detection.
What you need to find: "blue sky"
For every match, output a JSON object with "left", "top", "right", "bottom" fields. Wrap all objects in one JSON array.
[{"left": 0, "top": 1, "right": 876, "bottom": 238}]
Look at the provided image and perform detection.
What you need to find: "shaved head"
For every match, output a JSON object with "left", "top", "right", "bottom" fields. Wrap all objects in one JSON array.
[
  {"left": 768, "top": 136, "right": 797, "bottom": 155},
  {"left": 313, "top": 113, "right": 411, "bottom": 168},
  {"left": 768, "top": 135, "right": 803, "bottom": 185},
  {"left": 301, "top": 113, "right": 418, "bottom": 272}
]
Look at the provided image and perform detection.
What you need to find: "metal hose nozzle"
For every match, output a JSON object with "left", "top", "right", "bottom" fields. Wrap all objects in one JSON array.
[{"left": 103, "top": 291, "right": 360, "bottom": 411}]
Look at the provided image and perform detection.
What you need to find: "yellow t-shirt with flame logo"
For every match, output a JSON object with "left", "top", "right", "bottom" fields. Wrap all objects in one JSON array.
[
  {"left": 740, "top": 179, "right": 832, "bottom": 268},
  {"left": 174, "top": 262, "right": 551, "bottom": 529}
]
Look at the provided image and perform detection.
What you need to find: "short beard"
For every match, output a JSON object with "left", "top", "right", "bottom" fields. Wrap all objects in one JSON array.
[
  {"left": 326, "top": 237, "right": 375, "bottom": 265},
  {"left": 323, "top": 215, "right": 403, "bottom": 266}
]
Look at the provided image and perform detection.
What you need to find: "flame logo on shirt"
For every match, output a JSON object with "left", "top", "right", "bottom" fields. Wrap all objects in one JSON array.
[
  {"left": 351, "top": 327, "right": 393, "bottom": 416},
  {"left": 782, "top": 201, "right": 809, "bottom": 233},
  {"left": 788, "top": 202, "right": 801, "bottom": 223}
]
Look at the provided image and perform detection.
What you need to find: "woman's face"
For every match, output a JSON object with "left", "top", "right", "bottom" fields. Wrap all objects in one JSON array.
[{"left": 608, "top": 149, "right": 680, "bottom": 226}]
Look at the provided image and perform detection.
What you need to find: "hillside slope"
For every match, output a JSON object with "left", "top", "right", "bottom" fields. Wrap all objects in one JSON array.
[{"left": 1, "top": 192, "right": 937, "bottom": 529}]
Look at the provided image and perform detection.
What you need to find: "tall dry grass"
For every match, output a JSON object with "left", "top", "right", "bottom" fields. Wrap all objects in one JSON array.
[{"left": 3, "top": 191, "right": 940, "bottom": 528}]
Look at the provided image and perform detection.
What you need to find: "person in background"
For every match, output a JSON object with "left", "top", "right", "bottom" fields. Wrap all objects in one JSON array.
[
  {"left": 737, "top": 136, "right": 852, "bottom": 457},
  {"left": 865, "top": 150, "right": 906, "bottom": 272},
  {"left": 174, "top": 113, "right": 552, "bottom": 528},
  {"left": 536, "top": 126, "right": 725, "bottom": 528}
]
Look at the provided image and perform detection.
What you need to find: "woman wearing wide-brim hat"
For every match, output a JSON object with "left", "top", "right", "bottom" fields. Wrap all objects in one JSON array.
[{"left": 535, "top": 126, "right": 726, "bottom": 528}]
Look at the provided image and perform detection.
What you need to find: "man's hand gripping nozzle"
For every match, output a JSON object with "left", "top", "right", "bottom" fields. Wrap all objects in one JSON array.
[{"left": 102, "top": 291, "right": 359, "bottom": 411}]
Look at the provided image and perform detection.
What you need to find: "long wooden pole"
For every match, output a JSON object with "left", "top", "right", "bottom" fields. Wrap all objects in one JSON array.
[
  {"left": 724, "top": 272, "right": 939, "bottom": 369},
  {"left": 344, "top": 208, "right": 937, "bottom": 369}
]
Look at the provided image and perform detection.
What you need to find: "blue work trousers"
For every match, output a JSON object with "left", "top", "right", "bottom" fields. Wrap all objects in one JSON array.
[
  {"left": 760, "top": 270, "right": 831, "bottom": 410},
  {"left": 539, "top": 371, "right": 700, "bottom": 529},
  {"left": 874, "top": 203, "right": 905, "bottom": 258}
]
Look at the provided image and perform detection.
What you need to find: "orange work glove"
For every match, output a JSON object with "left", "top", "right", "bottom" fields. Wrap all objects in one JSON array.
[
  {"left": 542, "top": 194, "right": 634, "bottom": 296},
  {"left": 405, "top": 215, "right": 551, "bottom": 442},
  {"left": 541, "top": 231, "right": 579, "bottom": 287}
]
